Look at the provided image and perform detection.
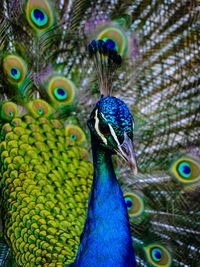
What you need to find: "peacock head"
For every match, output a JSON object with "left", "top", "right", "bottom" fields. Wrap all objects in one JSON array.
[{"left": 88, "top": 95, "right": 137, "bottom": 174}]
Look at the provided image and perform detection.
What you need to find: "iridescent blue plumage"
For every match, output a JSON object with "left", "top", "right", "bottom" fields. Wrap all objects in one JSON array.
[
  {"left": 71, "top": 96, "right": 136, "bottom": 266},
  {"left": 99, "top": 96, "right": 133, "bottom": 140},
  {"left": 33, "top": 9, "right": 45, "bottom": 22},
  {"left": 65, "top": 39, "right": 137, "bottom": 266},
  {"left": 88, "top": 40, "right": 122, "bottom": 66}
]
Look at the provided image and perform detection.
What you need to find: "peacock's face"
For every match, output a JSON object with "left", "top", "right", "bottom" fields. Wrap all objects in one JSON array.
[{"left": 88, "top": 96, "right": 137, "bottom": 174}]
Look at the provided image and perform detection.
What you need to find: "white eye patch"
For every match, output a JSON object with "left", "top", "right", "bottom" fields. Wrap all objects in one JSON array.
[
  {"left": 108, "top": 124, "right": 121, "bottom": 147},
  {"left": 101, "top": 112, "right": 122, "bottom": 146},
  {"left": 94, "top": 110, "right": 107, "bottom": 145},
  {"left": 94, "top": 110, "right": 122, "bottom": 148}
]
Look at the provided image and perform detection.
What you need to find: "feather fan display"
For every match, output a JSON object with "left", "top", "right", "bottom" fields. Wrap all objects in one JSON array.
[{"left": 0, "top": 0, "right": 199, "bottom": 266}]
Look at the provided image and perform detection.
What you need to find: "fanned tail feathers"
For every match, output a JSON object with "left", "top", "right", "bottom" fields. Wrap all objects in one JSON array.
[{"left": 0, "top": 0, "right": 199, "bottom": 266}]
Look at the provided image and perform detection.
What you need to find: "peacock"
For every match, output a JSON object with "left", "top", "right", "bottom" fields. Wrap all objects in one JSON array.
[{"left": 0, "top": 0, "right": 200, "bottom": 266}]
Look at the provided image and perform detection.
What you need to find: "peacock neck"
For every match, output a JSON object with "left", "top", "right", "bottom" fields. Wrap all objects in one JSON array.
[{"left": 73, "top": 134, "right": 136, "bottom": 266}]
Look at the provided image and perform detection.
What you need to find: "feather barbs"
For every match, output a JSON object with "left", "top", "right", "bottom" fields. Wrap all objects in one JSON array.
[
  {"left": 48, "top": 77, "right": 75, "bottom": 105},
  {"left": 88, "top": 40, "right": 122, "bottom": 97},
  {"left": 26, "top": 0, "right": 54, "bottom": 32},
  {"left": 3, "top": 55, "right": 27, "bottom": 85}
]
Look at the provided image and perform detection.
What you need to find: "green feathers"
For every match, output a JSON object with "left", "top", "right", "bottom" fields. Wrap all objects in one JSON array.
[
  {"left": 65, "top": 125, "right": 86, "bottom": 146},
  {"left": 28, "top": 99, "right": 52, "bottom": 118},
  {"left": 0, "top": 98, "right": 93, "bottom": 266},
  {"left": 0, "top": 42, "right": 90, "bottom": 264},
  {"left": 0, "top": 0, "right": 199, "bottom": 266},
  {"left": 1, "top": 102, "right": 20, "bottom": 122}
]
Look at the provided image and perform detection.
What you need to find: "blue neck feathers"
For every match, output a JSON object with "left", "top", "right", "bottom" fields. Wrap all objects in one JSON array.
[{"left": 73, "top": 134, "right": 136, "bottom": 267}]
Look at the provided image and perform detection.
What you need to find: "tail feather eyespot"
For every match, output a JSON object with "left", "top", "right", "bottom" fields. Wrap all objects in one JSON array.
[
  {"left": 65, "top": 125, "right": 86, "bottom": 145},
  {"left": 171, "top": 157, "right": 200, "bottom": 183},
  {"left": 26, "top": 0, "right": 54, "bottom": 31},
  {"left": 28, "top": 99, "right": 52, "bottom": 118},
  {"left": 3, "top": 55, "right": 27, "bottom": 85},
  {"left": 48, "top": 77, "right": 75, "bottom": 105},
  {"left": 145, "top": 244, "right": 171, "bottom": 267},
  {"left": 124, "top": 192, "right": 144, "bottom": 217},
  {"left": 1, "top": 102, "right": 19, "bottom": 121}
]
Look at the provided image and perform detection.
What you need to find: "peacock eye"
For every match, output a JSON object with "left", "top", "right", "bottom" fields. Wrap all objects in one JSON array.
[
  {"left": 145, "top": 244, "right": 171, "bottom": 267},
  {"left": 70, "top": 134, "right": 77, "bottom": 140},
  {"left": 99, "top": 121, "right": 110, "bottom": 135},
  {"left": 171, "top": 157, "right": 200, "bottom": 183},
  {"left": 28, "top": 99, "right": 51, "bottom": 118},
  {"left": 3, "top": 55, "right": 27, "bottom": 85},
  {"left": 10, "top": 67, "right": 21, "bottom": 80},
  {"left": 31, "top": 8, "right": 48, "bottom": 27},
  {"left": 48, "top": 77, "right": 75, "bottom": 105},
  {"left": 152, "top": 248, "right": 163, "bottom": 261},
  {"left": 26, "top": 0, "right": 54, "bottom": 32},
  {"left": 124, "top": 193, "right": 144, "bottom": 217},
  {"left": 1, "top": 102, "right": 19, "bottom": 121},
  {"left": 38, "top": 108, "right": 44, "bottom": 115},
  {"left": 65, "top": 125, "right": 85, "bottom": 145},
  {"left": 54, "top": 88, "right": 68, "bottom": 100}
]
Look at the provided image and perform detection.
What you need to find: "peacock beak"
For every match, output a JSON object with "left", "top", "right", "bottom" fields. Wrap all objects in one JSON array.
[{"left": 116, "top": 132, "right": 137, "bottom": 175}]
